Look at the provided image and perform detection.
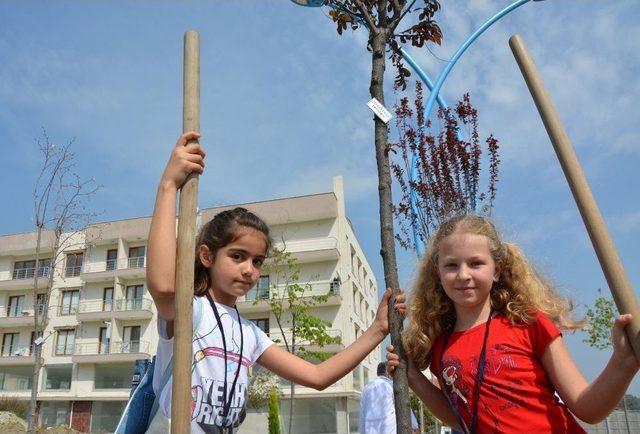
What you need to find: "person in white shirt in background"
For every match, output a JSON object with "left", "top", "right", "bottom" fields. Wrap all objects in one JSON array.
[{"left": 360, "top": 362, "right": 419, "bottom": 434}]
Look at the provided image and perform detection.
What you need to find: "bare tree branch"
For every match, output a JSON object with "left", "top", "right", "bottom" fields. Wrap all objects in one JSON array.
[{"left": 26, "top": 131, "right": 100, "bottom": 434}]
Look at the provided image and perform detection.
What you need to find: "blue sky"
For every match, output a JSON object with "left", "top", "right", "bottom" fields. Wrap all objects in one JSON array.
[{"left": 1, "top": 1, "right": 639, "bottom": 396}]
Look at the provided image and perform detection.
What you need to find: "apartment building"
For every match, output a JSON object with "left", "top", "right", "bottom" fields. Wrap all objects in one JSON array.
[{"left": 0, "top": 176, "right": 380, "bottom": 433}]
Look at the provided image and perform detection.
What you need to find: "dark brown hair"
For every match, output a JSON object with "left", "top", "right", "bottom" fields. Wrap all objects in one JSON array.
[{"left": 193, "top": 207, "right": 271, "bottom": 296}]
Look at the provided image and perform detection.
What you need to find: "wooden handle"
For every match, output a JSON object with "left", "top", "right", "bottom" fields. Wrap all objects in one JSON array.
[
  {"left": 171, "top": 29, "right": 200, "bottom": 432},
  {"left": 509, "top": 34, "right": 640, "bottom": 359}
]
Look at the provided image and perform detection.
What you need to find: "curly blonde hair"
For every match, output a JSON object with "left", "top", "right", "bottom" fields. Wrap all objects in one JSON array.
[{"left": 402, "top": 215, "right": 583, "bottom": 370}]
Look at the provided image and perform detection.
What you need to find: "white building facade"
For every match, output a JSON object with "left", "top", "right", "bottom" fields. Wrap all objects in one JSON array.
[{"left": 0, "top": 176, "right": 380, "bottom": 433}]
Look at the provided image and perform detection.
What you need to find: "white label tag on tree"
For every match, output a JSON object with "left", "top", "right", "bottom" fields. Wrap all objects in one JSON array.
[{"left": 367, "top": 98, "right": 393, "bottom": 124}]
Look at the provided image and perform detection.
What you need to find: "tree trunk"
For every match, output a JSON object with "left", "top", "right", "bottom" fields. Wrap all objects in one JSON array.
[
  {"left": 370, "top": 28, "right": 412, "bottom": 434},
  {"left": 288, "top": 335, "right": 295, "bottom": 434},
  {"left": 27, "top": 225, "right": 44, "bottom": 434}
]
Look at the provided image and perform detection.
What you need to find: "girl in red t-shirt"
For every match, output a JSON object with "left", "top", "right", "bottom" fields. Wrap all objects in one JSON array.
[{"left": 387, "top": 215, "right": 639, "bottom": 434}]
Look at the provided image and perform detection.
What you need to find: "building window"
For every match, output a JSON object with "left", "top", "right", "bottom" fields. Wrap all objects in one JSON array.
[
  {"left": 55, "top": 329, "right": 75, "bottom": 356},
  {"left": 44, "top": 364, "right": 72, "bottom": 390},
  {"left": 29, "top": 331, "right": 43, "bottom": 356},
  {"left": 65, "top": 252, "right": 83, "bottom": 277},
  {"left": 103, "top": 287, "right": 114, "bottom": 311},
  {"left": 7, "top": 295, "right": 25, "bottom": 317},
  {"left": 36, "top": 293, "right": 47, "bottom": 317},
  {"left": 125, "top": 285, "right": 144, "bottom": 310},
  {"left": 106, "top": 249, "right": 118, "bottom": 271},
  {"left": 13, "top": 260, "right": 35, "bottom": 279},
  {"left": 12, "top": 259, "right": 50, "bottom": 280},
  {"left": 0, "top": 366, "right": 32, "bottom": 390},
  {"left": 94, "top": 363, "right": 134, "bottom": 389},
  {"left": 59, "top": 290, "right": 80, "bottom": 315},
  {"left": 128, "top": 246, "right": 146, "bottom": 268},
  {"left": 330, "top": 276, "right": 341, "bottom": 294},
  {"left": 122, "top": 326, "right": 141, "bottom": 353},
  {"left": 1, "top": 333, "right": 20, "bottom": 357},
  {"left": 348, "top": 398, "right": 360, "bottom": 434},
  {"left": 40, "top": 401, "right": 70, "bottom": 427},
  {"left": 246, "top": 276, "right": 269, "bottom": 301},
  {"left": 91, "top": 401, "right": 127, "bottom": 433},
  {"left": 280, "top": 397, "right": 337, "bottom": 434},
  {"left": 99, "top": 326, "right": 110, "bottom": 354},
  {"left": 354, "top": 364, "right": 363, "bottom": 391},
  {"left": 250, "top": 318, "right": 269, "bottom": 335}
]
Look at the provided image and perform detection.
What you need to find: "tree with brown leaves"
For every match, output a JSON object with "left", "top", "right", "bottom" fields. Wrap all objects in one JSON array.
[
  {"left": 299, "top": 2, "right": 444, "bottom": 432},
  {"left": 391, "top": 82, "right": 500, "bottom": 250}
]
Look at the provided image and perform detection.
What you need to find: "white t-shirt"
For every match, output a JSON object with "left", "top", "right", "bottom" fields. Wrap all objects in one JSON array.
[
  {"left": 359, "top": 376, "right": 418, "bottom": 434},
  {"left": 153, "top": 297, "right": 274, "bottom": 433}
]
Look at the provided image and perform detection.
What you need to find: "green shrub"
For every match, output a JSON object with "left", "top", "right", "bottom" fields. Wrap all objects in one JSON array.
[
  {"left": 0, "top": 395, "right": 29, "bottom": 419},
  {"left": 268, "top": 389, "right": 281, "bottom": 434}
]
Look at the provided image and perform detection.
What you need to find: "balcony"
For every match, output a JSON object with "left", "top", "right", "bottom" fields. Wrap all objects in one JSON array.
[
  {"left": 77, "top": 300, "right": 113, "bottom": 322},
  {"left": 274, "top": 329, "right": 344, "bottom": 353},
  {"left": 0, "top": 305, "right": 47, "bottom": 328},
  {"left": 0, "top": 267, "right": 51, "bottom": 291},
  {"left": 0, "top": 347, "right": 37, "bottom": 366},
  {"left": 237, "top": 281, "right": 341, "bottom": 314},
  {"left": 80, "top": 257, "right": 146, "bottom": 282},
  {"left": 77, "top": 298, "right": 153, "bottom": 321},
  {"left": 273, "top": 237, "right": 340, "bottom": 264},
  {"left": 113, "top": 298, "right": 153, "bottom": 320},
  {"left": 72, "top": 340, "right": 151, "bottom": 363},
  {"left": 236, "top": 286, "right": 270, "bottom": 313}
]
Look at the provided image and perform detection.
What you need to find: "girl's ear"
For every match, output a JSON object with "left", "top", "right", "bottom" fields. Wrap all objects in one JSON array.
[
  {"left": 493, "top": 261, "right": 502, "bottom": 283},
  {"left": 199, "top": 245, "right": 214, "bottom": 267}
]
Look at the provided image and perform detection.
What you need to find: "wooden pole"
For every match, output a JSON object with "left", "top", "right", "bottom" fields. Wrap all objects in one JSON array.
[
  {"left": 509, "top": 34, "right": 640, "bottom": 359},
  {"left": 171, "top": 29, "right": 200, "bottom": 433}
]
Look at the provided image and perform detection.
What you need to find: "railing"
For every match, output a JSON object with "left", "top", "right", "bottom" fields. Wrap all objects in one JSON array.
[
  {"left": 274, "top": 329, "right": 342, "bottom": 347},
  {"left": 0, "top": 346, "right": 32, "bottom": 357},
  {"left": 244, "top": 286, "right": 270, "bottom": 301},
  {"left": 78, "top": 299, "right": 113, "bottom": 313},
  {"left": 272, "top": 237, "right": 339, "bottom": 253},
  {"left": 128, "top": 256, "right": 145, "bottom": 268},
  {"left": 1, "top": 304, "right": 46, "bottom": 318},
  {"left": 11, "top": 267, "right": 51, "bottom": 280},
  {"left": 54, "top": 344, "right": 75, "bottom": 356},
  {"left": 269, "top": 281, "right": 341, "bottom": 299},
  {"left": 65, "top": 266, "right": 82, "bottom": 277},
  {"left": 115, "top": 298, "right": 152, "bottom": 312},
  {"left": 81, "top": 256, "right": 146, "bottom": 274},
  {"left": 78, "top": 298, "right": 152, "bottom": 314},
  {"left": 74, "top": 340, "right": 150, "bottom": 356}
]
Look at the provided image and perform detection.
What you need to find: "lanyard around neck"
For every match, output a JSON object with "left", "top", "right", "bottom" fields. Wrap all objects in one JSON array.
[
  {"left": 205, "top": 292, "right": 244, "bottom": 427},
  {"left": 439, "top": 311, "right": 493, "bottom": 434}
]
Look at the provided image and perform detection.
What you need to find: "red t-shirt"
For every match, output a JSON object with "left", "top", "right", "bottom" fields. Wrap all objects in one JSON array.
[{"left": 429, "top": 311, "right": 585, "bottom": 433}]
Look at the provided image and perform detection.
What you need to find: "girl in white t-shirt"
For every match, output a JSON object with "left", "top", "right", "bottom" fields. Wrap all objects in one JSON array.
[{"left": 146, "top": 132, "right": 404, "bottom": 433}]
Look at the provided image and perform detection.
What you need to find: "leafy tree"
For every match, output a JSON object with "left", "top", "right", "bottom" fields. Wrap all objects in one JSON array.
[
  {"left": 27, "top": 131, "right": 100, "bottom": 433},
  {"left": 391, "top": 83, "right": 500, "bottom": 249},
  {"left": 263, "top": 250, "right": 342, "bottom": 434},
  {"left": 409, "top": 391, "right": 436, "bottom": 433},
  {"left": 305, "top": 3, "right": 445, "bottom": 430},
  {"left": 583, "top": 288, "right": 616, "bottom": 350},
  {"left": 583, "top": 289, "right": 636, "bottom": 427}
]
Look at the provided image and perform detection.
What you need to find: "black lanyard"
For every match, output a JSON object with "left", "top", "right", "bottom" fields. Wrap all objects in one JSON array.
[
  {"left": 439, "top": 311, "right": 493, "bottom": 434},
  {"left": 204, "top": 292, "right": 244, "bottom": 429}
]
